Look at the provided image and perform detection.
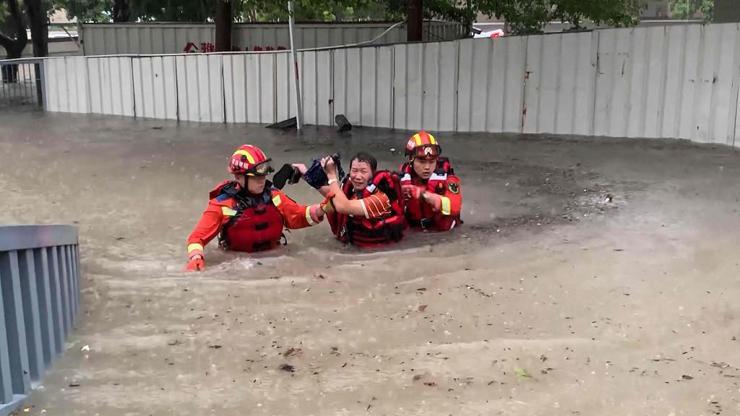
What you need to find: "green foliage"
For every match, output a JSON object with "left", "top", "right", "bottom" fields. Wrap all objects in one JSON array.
[
  {"left": 472, "top": 0, "right": 641, "bottom": 34},
  {"left": 0, "top": 1, "right": 12, "bottom": 29},
  {"left": 669, "top": 0, "right": 713, "bottom": 20},
  {"left": 50, "top": 0, "right": 644, "bottom": 34},
  {"left": 240, "top": 0, "right": 395, "bottom": 22}
]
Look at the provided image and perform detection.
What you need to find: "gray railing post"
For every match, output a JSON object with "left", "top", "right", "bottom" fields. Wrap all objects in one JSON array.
[{"left": 0, "top": 225, "right": 81, "bottom": 416}]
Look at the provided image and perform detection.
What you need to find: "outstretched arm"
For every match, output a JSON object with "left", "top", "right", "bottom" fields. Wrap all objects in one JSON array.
[{"left": 185, "top": 203, "right": 224, "bottom": 271}]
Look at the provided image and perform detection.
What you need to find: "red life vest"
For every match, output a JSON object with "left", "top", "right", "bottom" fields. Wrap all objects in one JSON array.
[
  {"left": 330, "top": 170, "right": 406, "bottom": 247},
  {"left": 399, "top": 157, "right": 457, "bottom": 229},
  {"left": 210, "top": 181, "right": 285, "bottom": 253}
]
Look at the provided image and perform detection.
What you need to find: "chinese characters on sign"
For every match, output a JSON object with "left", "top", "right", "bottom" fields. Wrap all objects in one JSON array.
[{"left": 183, "top": 42, "right": 287, "bottom": 53}]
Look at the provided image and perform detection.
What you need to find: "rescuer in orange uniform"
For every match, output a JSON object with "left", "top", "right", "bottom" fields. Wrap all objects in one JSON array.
[
  {"left": 185, "top": 144, "right": 324, "bottom": 271},
  {"left": 399, "top": 131, "right": 462, "bottom": 231}
]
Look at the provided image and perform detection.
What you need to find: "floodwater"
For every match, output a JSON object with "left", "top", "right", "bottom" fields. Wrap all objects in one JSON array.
[{"left": 1, "top": 111, "right": 740, "bottom": 415}]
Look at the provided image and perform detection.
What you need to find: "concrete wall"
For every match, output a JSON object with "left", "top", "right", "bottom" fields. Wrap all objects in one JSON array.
[
  {"left": 80, "top": 22, "right": 465, "bottom": 55},
  {"left": 44, "top": 23, "right": 740, "bottom": 147}
]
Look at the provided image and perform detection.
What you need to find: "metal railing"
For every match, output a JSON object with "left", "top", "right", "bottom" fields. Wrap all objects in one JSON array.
[
  {"left": 0, "top": 58, "right": 45, "bottom": 110},
  {"left": 0, "top": 225, "right": 80, "bottom": 416}
]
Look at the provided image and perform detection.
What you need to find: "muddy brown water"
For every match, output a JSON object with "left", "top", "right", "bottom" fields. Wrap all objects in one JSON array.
[{"left": 2, "top": 111, "right": 739, "bottom": 415}]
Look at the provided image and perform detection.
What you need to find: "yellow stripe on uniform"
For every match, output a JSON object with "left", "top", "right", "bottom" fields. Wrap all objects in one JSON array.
[
  {"left": 272, "top": 195, "right": 282, "bottom": 206},
  {"left": 233, "top": 149, "right": 255, "bottom": 164},
  {"left": 305, "top": 206, "right": 317, "bottom": 225},
  {"left": 187, "top": 243, "right": 203, "bottom": 253},
  {"left": 440, "top": 196, "right": 451, "bottom": 216},
  {"left": 221, "top": 206, "right": 237, "bottom": 216}
]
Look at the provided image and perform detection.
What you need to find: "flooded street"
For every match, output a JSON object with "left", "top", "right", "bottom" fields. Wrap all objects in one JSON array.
[{"left": 2, "top": 111, "right": 740, "bottom": 415}]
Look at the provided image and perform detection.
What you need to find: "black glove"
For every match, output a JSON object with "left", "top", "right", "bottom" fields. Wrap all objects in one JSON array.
[{"left": 272, "top": 164, "right": 301, "bottom": 190}]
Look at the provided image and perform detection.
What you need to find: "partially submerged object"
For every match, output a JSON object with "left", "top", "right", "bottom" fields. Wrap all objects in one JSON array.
[
  {"left": 266, "top": 117, "right": 298, "bottom": 130},
  {"left": 335, "top": 114, "right": 352, "bottom": 132}
]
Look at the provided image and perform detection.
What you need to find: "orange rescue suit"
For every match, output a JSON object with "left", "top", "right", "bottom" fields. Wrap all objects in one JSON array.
[
  {"left": 186, "top": 180, "right": 318, "bottom": 259},
  {"left": 399, "top": 157, "right": 462, "bottom": 231}
]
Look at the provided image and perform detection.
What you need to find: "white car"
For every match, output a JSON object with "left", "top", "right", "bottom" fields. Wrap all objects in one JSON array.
[{"left": 472, "top": 28, "right": 505, "bottom": 39}]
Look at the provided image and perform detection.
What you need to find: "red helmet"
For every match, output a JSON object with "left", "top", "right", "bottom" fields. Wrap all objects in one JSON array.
[
  {"left": 228, "top": 144, "right": 273, "bottom": 176},
  {"left": 405, "top": 131, "right": 441, "bottom": 160}
]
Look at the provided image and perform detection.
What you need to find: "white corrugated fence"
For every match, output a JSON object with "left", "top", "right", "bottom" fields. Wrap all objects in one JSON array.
[{"left": 45, "top": 23, "right": 740, "bottom": 147}]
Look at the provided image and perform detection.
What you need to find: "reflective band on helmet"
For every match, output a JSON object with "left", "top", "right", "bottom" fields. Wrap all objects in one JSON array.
[
  {"left": 187, "top": 243, "right": 204, "bottom": 253},
  {"left": 440, "top": 196, "right": 451, "bottom": 216},
  {"left": 233, "top": 149, "right": 255, "bottom": 164},
  {"left": 222, "top": 206, "right": 237, "bottom": 216},
  {"left": 272, "top": 195, "right": 282, "bottom": 206}
]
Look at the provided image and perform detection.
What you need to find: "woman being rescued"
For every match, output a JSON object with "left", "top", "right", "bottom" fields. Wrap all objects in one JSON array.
[{"left": 307, "top": 152, "right": 406, "bottom": 248}]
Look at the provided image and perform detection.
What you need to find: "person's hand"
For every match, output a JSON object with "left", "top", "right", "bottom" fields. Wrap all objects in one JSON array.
[
  {"left": 309, "top": 203, "right": 324, "bottom": 223},
  {"left": 402, "top": 184, "right": 424, "bottom": 200},
  {"left": 291, "top": 163, "right": 308, "bottom": 175},
  {"left": 422, "top": 191, "right": 443, "bottom": 212},
  {"left": 320, "top": 198, "right": 335, "bottom": 214},
  {"left": 186, "top": 255, "right": 205, "bottom": 272},
  {"left": 320, "top": 156, "right": 337, "bottom": 178}
]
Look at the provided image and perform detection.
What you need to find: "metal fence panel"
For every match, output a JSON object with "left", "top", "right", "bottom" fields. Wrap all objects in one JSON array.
[
  {"left": 33, "top": 248, "right": 55, "bottom": 367},
  {"left": 41, "top": 22, "right": 740, "bottom": 148},
  {"left": 375, "top": 47, "right": 394, "bottom": 129},
  {"left": 0, "top": 251, "right": 32, "bottom": 397},
  {"left": 315, "top": 50, "right": 334, "bottom": 126},
  {"left": 360, "top": 47, "right": 378, "bottom": 127},
  {"left": 133, "top": 56, "right": 178, "bottom": 120},
  {"left": 332, "top": 49, "right": 348, "bottom": 126},
  {"left": 660, "top": 26, "right": 685, "bottom": 139},
  {"left": 276, "top": 52, "right": 291, "bottom": 122},
  {"left": 259, "top": 53, "right": 277, "bottom": 124},
  {"left": 345, "top": 47, "right": 363, "bottom": 126},
  {"left": 18, "top": 250, "right": 44, "bottom": 381},
  {"left": 678, "top": 25, "right": 703, "bottom": 140},
  {"left": 175, "top": 54, "right": 223, "bottom": 122},
  {"left": 0, "top": 226, "right": 81, "bottom": 415},
  {"left": 43, "top": 58, "right": 61, "bottom": 112},
  {"left": 85, "top": 57, "right": 135, "bottom": 117},
  {"left": 0, "top": 285, "right": 14, "bottom": 404},
  {"left": 301, "top": 50, "right": 318, "bottom": 125},
  {"left": 48, "top": 247, "right": 64, "bottom": 355},
  {"left": 1, "top": 60, "right": 44, "bottom": 110}
]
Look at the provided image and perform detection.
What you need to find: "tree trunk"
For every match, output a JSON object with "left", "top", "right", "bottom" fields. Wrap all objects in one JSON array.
[
  {"left": 215, "top": 0, "right": 232, "bottom": 52},
  {"left": 113, "top": 0, "right": 131, "bottom": 22},
  {"left": 25, "top": 0, "right": 48, "bottom": 57},
  {"left": 407, "top": 0, "right": 423, "bottom": 42},
  {"left": 0, "top": 0, "right": 28, "bottom": 83}
]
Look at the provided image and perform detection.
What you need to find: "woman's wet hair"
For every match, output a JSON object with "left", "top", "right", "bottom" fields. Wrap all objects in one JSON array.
[{"left": 349, "top": 152, "right": 377, "bottom": 172}]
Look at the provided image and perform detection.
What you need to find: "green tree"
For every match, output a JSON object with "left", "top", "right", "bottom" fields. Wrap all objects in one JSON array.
[
  {"left": 420, "top": 0, "right": 641, "bottom": 35},
  {"left": 669, "top": 0, "right": 713, "bottom": 20},
  {"left": 54, "top": 0, "right": 643, "bottom": 35},
  {"left": 0, "top": 0, "right": 28, "bottom": 60}
]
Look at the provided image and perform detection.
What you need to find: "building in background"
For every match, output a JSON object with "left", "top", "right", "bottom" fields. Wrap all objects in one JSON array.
[{"left": 642, "top": 0, "right": 670, "bottom": 18}]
